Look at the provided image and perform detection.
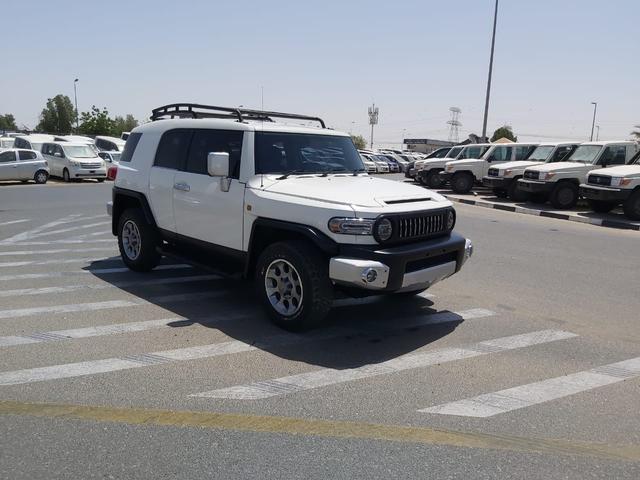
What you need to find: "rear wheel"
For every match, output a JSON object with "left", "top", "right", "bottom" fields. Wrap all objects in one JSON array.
[
  {"left": 255, "top": 241, "right": 333, "bottom": 331},
  {"left": 34, "top": 170, "right": 48, "bottom": 184},
  {"left": 117, "top": 208, "right": 160, "bottom": 272},
  {"left": 588, "top": 199, "right": 616, "bottom": 213},
  {"left": 623, "top": 190, "right": 640, "bottom": 220},
  {"left": 507, "top": 179, "right": 529, "bottom": 202},
  {"left": 451, "top": 172, "right": 474, "bottom": 194},
  {"left": 550, "top": 182, "right": 579, "bottom": 209},
  {"left": 426, "top": 170, "right": 445, "bottom": 189}
]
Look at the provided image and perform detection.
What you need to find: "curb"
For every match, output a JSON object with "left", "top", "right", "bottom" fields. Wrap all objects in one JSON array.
[{"left": 446, "top": 196, "right": 640, "bottom": 232}]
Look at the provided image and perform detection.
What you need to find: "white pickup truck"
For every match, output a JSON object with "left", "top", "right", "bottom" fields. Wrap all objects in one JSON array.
[
  {"left": 416, "top": 144, "right": 491, "bottom": 189},
  {"left": 107, "top": 103, "right": 474, "bottom": 331},
  {"left": 519, "top": 141, "right": 639, "bottom": 209},
  {"left": 580, "top": 151, "right": 640, "bottom": 218},
  {"left": 440, "top": 143, "right": 538, "bottom": 194},
  {"left": 481, "top": 142, "right": 578, "bottom": 200}
]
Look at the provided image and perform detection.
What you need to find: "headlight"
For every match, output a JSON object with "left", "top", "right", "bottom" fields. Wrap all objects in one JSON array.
[
  {"left": 502, "top": 169, "right": 513, "bottom": 177},
  {"left": 540, "top": 172, "right": 555, "bottom": 181},
  {"left": 375, "top": 218, "right": 393, "bottom": 242},
  {"left": 447, "top": 209, "right": 456, "bottom": 230},
  {"left": 71, "top": 160, "right": 80, "bottom": 167},
  {"left": 328, "top": 217, "right": 374, "bottom": 235},
  {"left": 446, "top": 165, "right": 454, "bottom": 172},
  {"left": 610, "top": 177, "right": 631, "bottom": 187}
]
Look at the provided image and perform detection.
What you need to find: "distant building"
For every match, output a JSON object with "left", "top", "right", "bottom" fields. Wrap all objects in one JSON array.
[{"left": 404, "top": 138, "right": 454, "bottom": 154}]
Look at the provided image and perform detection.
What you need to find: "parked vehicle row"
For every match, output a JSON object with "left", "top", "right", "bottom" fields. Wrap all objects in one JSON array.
[
  {"left": 358, "top": 149, "right": 426, "bottom": 174},
  {"left": 412, "top": 139, "right": 640, "bottom": 221}
]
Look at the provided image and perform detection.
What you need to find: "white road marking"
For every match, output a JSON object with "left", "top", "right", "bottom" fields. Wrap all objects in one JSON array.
[
  {"left": 0, "top": 214, "right": 82, "bottom": 244},
  {"left": 0, "top": 290, "right": 225, "bottom": 320},
  {"left": 75, "top": 230, "right": 111, "bottom": 239},
  {"left": 0, "top": 264, "right": 191, "bottom": 282},
  {"left": 0, "top": 273, "right": 221, "bottom": 298},
  {"left": 0, "top": 257, "right": 117, "bottom": 268},
  {"left": 0, "top": 219, "right": 30, "bottom": 227},
  {"left": 418, "top": 357, "right": 640, "bottom": 417},
  {"left": 0, "top": 247, "right": 114, "bottom": 257},
  {"left": 191, "top": 330, "right": 577, "bottom": 400},
  {"left": 8, "top": 239, "right": 114, "bottom": 246},
  {"left": 0, "top": 308, "right": 496, "bottom": 385},
  {"left": 26, "top": 221, "right": 111, "bottom": 240}
]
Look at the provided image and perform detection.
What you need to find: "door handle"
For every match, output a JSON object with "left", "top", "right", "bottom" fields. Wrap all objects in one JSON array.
[{"left": 173, "top": 182, "right": 190, "bottom": 192}]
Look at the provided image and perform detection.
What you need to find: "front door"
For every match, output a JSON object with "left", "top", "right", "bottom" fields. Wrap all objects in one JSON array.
[
  {"left": 0, "top": 151, "right": 18, "bottom": 180},
  {"left": 173, "top": 129, "right": 245, "bottom": 251},
  {"left": 484, "top": 145, "right": 513, "bottom": 177}
]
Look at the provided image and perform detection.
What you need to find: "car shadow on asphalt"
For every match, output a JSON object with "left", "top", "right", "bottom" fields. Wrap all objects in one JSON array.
[{"left": 88, "top": 259, "right": 464, "bottom": 370}]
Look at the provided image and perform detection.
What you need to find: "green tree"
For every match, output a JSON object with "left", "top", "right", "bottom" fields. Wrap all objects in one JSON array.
[
  {"left": 36, "top": 95, "right": 76, "bottom": 133},
  {"left": 0, "top": 114, "right": 17, "bottom": 131},
  {"left": 351, "top": 134, "right": 367, "bottom": 150},
  {"left": 490, "top": 125, "right": 518, "bottom": 142},
  {"left": 78, "top": 106, "right": 116, "bottom": 136},
  {"left": 632, "top": 125, "right": 640, "bottom": 140},
  {"left": 112, "top": 114, "right": 139, "bottom": 136}
]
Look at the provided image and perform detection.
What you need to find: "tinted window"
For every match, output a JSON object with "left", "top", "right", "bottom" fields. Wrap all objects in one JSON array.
[
  {"left": 154, "top": 130, "right": 192, "bottom": 169},
  {"left": 120, "top": 132, "right": 142, "bottom": 163},
  {"left": 600, "top": 145, "right": 627, "bottom": 165},
  {"left": 0, "top": 151, "right": 15, "bottom": 162},
  {"left": 551, "top": 145, "right": 575, "bottom": 162},
  {"left": 14, "top": 138, "right": 28, "bottom": 149},
  {"left": 488, "top": 146, "right": 512, "bottom": 162},
  {"left": 514, "top": 145, "right": 535, "bottom": 160},
  {"left": 18, "top": 150, "right": 37, "bottom": 160},
  {"left": 186, "top": 129, "right": 244, "bottom": 178}
]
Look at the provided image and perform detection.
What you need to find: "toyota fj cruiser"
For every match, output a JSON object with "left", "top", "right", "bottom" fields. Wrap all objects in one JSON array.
[
  {"left": 580, "top": 150, "right": 640, "bottom": 218},
  {"left": 107, "top": 104, "right": 473, "bottom": 331},
  {"left": 519, "top": 141, "right": 639, "bottom": 209}
]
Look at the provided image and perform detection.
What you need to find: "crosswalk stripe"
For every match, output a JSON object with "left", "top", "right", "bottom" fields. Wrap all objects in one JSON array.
[
  {"left": 0, "top": 247, "right": 114, "bottom": 257},
  {"left": 0, "top": 290, "right": 225, "bottom": 320},
  {"left": 0, "top": 219, "right": 30, "bottom": 227},
  {"left": 0, "top": 214, "right": 83, "bottom": 244},
  {"left": 418, "top": 357, "right": 640, "bottom": 418},
  {"left": 26, "top": 221, "right": 111, "bottom": 239},
  {"left": 191, "top": 330, "right": 577, "bottom": 400},
  {"left": 0, "top": 257, "right": 119, "bottom": 268},
  {"left": 0, "top": 308, "right": 496, "bottom": 386},
  {"left": 75, "top": 230, "right": 111, "bottom": 239},
  {"left": 0, "top": 264, "right": 191, "bottom": 282},
  {"left": 0, "top": 273, "right": 221, "bottom": 298},
  {"left": 6, "top": 239, "right": 114, "bottom": 246}
]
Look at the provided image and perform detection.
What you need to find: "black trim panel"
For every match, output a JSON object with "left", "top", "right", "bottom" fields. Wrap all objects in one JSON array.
[{"left": 111, "top": 187, "right": 157, "bottom": 235}]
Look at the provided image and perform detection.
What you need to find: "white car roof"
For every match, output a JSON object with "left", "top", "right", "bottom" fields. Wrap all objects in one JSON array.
[
  {"left": 578, "top": 140, "right": 637, "bottom": 146},
  {"left": 49, "top": 141, "right": 94, "bottom": 147},
  {"left": 15, "top": 134, "right": 56, "bottom": 141},
  {"left": 95, "top": 135, "right": 127, "bottom": 144}
]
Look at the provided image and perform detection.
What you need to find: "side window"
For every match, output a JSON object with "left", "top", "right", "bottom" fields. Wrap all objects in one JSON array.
[
  {"left": 18, "top": 150, "right": 37, "bottom": 160},
  {"left": 14, "top": 138, "right": 25, "bottom": 149},
  {"left": 599, "top": 146, "right": 625, "bottom": 165},
  {"left": 41, "top": 144, "right": 50, "bottom": 155},
  {"left": 0, "top": 151, "right": 15, "bottom": 162},
  {"left": 488, "top": 146, "right": 511, "bottom": 162},
  {"left": 185, "top": 129, "right": 244, "bottom": 177},
  {"left": 154, "top": 129, "right": 192, "bottom": 169},
  {"left": 552, "top": 146, "right": 573, "bottom": 161},
  {"left": 107, "top": 141, "right": 116, "bottom": 151},
  {"left": 514, "top": 146, "right": 532, "bottom": 160},
  {"left": 95, "top": 139, "right": 106, "bottom": 150},
  {"left": 53, "top": 145, "right": 64, "bottom": 157},
  {"left": 120, "top": 132, "right": 142, "bottom": 163}
]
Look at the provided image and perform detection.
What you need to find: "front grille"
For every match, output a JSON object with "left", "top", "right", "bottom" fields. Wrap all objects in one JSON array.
[
  {"left": 524, "top": 170, "right": 539, "bottom": 180},
  {"left": 397, "top": 211, "right": 448, "bottom": 240},
  {"left": 588, "top": 174, "right": 611, "bottom": 186},
  {"left": 80, "top": 162, "right": 102, "bottom": 169},
  {"left": 488, "top": 168, "right": 499, "bottom": 177}
]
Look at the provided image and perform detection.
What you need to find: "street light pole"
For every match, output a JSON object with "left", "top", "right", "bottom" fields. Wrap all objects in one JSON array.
[
  {"left": 368, "top": 103, "right": 379, "bottom": 149},
  {"left": 590, "top": 102, "right": 598, "bottom": 141},
  {"left": 73, "top": 78, "right": 79, "bottom": 132},
  {"left": 596, "top": 125, "right": 600, "bottom": 141},
  {"left": 481, "top": 0, "right": 499, "bottom": 141}
]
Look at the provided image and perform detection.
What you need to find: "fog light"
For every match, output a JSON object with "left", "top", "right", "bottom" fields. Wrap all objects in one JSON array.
[{"left": 362, "top": 268, "right": 378, "bottom": 283}]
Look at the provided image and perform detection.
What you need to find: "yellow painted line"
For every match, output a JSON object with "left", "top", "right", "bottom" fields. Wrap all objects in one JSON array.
[{"left": 0, "top": 400, "right": 638, "bottom": 462}]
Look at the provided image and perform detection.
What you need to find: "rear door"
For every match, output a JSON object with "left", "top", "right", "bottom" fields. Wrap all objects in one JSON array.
[
  {"left": 17, "top": 150, "right": 39, "bottom": 179},
  {"left": 0, "top": 151, "right": 18, "bottom": 180},
  {"left": 173, "top": 129, "right": 245, "bottom": 250}
]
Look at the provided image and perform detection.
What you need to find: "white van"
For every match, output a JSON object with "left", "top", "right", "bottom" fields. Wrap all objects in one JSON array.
[
  {"left": 13, "top": 134, "right": 56, "bottom": 152},
  {"left": 95, "top": 136, "right": 126, "bottom": 152},
  {"left": 41, "top": 141, "right": 107, "bottom": 182}
]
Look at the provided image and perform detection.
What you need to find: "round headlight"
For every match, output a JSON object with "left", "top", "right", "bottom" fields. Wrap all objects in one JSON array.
[
  {"left": 376, "top": 218, "right": 393, "bottom": 242},
  {"left": 446, "top": 209, "right": 456, "bottom": 230}
]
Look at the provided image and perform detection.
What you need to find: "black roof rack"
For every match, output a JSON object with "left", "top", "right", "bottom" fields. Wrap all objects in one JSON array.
[{"left": 150, "top": 103, "right": 326, "bottom": 128}]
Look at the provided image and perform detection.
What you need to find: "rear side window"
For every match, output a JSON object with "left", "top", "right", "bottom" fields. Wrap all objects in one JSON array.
[
  {"left": 119, "top": 132, "right": 142, "bottom": 163},
  {"left": 154, "top": 130, "right": 192, "bottom": 169},
  {"left": 18, "top": 150, "right": 37, "bottom": 160},
  {"left": 0, "top": 151, "right": 15, "bottom": 163},
  {"left": 186, "top": 129, "right": 244, "bottom": 178},
  {"left": 14, "top": 138, "right": 28, "bottom": 149}
]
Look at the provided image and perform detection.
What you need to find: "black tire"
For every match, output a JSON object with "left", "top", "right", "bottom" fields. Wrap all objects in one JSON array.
[
  {"left": 529, "top": 193, "right": 549, "bottom": 204},
  {"left": 117, "top": 208, "right": 161, "bottom": 272},
  {"left": 451, "top": 172, "right": 474, "bottom": 194},
  {"left": 507, "top": 179, "right": 529, "bottom": 202},
  {"left": 426, "top": 170, "right": 445, "bottom": 189},
  {"left": 62, "top": 168, "right": 71, "bottom": 182},
  {"left": 97, "top": 178, "right": 105, "bottom": 183},
  {"left": 550, "top": 182, "right": 579, "bottom": 209},
  {"left": 623, "top": 190, "right": 640, "bottom": 220},
  {"left": 255, "top": 241, "right": 333, "bottom": 331},
  {"left": 492, "top": 188, "right": 508, "bottom": 198},
  {"left": 587, "top": 199, "right": 616, "bottom": 213},
  {"left": 416, "top": 172, "right": 426, "bottom": 185},
  {"left": 34, "top": 170, "right": 48, "bottom": 184}
]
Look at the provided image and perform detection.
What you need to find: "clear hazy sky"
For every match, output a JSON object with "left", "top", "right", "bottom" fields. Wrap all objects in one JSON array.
[{"left": 2, "top": 0, "right": 639, "bottom": 146}]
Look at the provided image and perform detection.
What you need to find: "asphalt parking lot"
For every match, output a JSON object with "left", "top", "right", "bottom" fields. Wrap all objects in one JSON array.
[{"left": 1, "top": 180, "right": 639, "bottom": 479}]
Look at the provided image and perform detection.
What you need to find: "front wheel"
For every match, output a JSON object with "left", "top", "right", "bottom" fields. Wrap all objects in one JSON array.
[
  {"left": 623, "top": 190, "right": 640, "bottom": 220},
  {"left": 451, "top": 172, "right": 474, "bottom": 194},
  {"left": 492, "top": 188, "right": 508, "bottom": 198},
  {"left": 34, "top": 170, "right": 48, "bottom": 184},
  {"left": 550, "top": 182, "right": 578, "bottom": 209},
  {"left": 62, "top": 168, "right": 71, "bottom": 182},
  {"left": 426, "top": 170, "right": 445, "bottom": 189},
  {"left": 588, "top": 199, "right": 616, "bottom": 213},
  {"left": 507, "top": 180, "right": 529, "bottom": 202},
  {"left": 255, "top": 241, "right": 333, "bottom": 331},
  {"left": 117, "top": 208, "right": 160, "bottom": 272}
]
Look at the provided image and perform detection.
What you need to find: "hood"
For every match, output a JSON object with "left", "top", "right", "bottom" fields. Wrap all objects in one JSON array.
[
  {"left": 496, "top": 160, "right": 543, "bottom": 170},
  {"left": 526, "top": 162, "right": 590, "bottom": 173},
  {"left": 445, "top": 159, "right": 483, "bottom": 169},
  {"left": 593, "top": 165, "right": 640, "bottom": 177},
  {"left": 249, "top": 174, "right": 448, "bottom": 209}
]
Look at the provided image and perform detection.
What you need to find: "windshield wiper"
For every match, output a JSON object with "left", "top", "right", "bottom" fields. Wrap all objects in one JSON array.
[
  {"left": 276, "top": 170, "right": 304, "bottom": 180},
  {"left": 319, "top": 168, "right": 349, "bottom": 177}
]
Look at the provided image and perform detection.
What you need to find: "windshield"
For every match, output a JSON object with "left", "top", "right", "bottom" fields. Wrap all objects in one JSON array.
[
  {"left": 567, "top": 145, "right": 602, "bottom": 164},
  {"left": 255, "top": 133, "right": 363, "bottom": 174},
  {"left": 527, "top": 146, "right": 555, "bottom": 162},
  {"left": 110, "top": 152, "right": 122, "bottom": 162},
  {"left": 458, "top": 145, "right": 490, "bottom": 159},
  {"left": 374, "top": 155, "right": 388, "bottom": 163},
  {"left": 427, "top": 148, "right": 451, "bottom": 159},
  {"left": 62, "top": 145, "right": 98, "bottom": 158},
  {"left": 446, "top": 147, "right": 463, "bottom": 158}
]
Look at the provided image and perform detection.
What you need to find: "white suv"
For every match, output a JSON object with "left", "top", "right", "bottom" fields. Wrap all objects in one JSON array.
[{"left": 107, "top": 104, "right": 473, "bottom": 331}]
